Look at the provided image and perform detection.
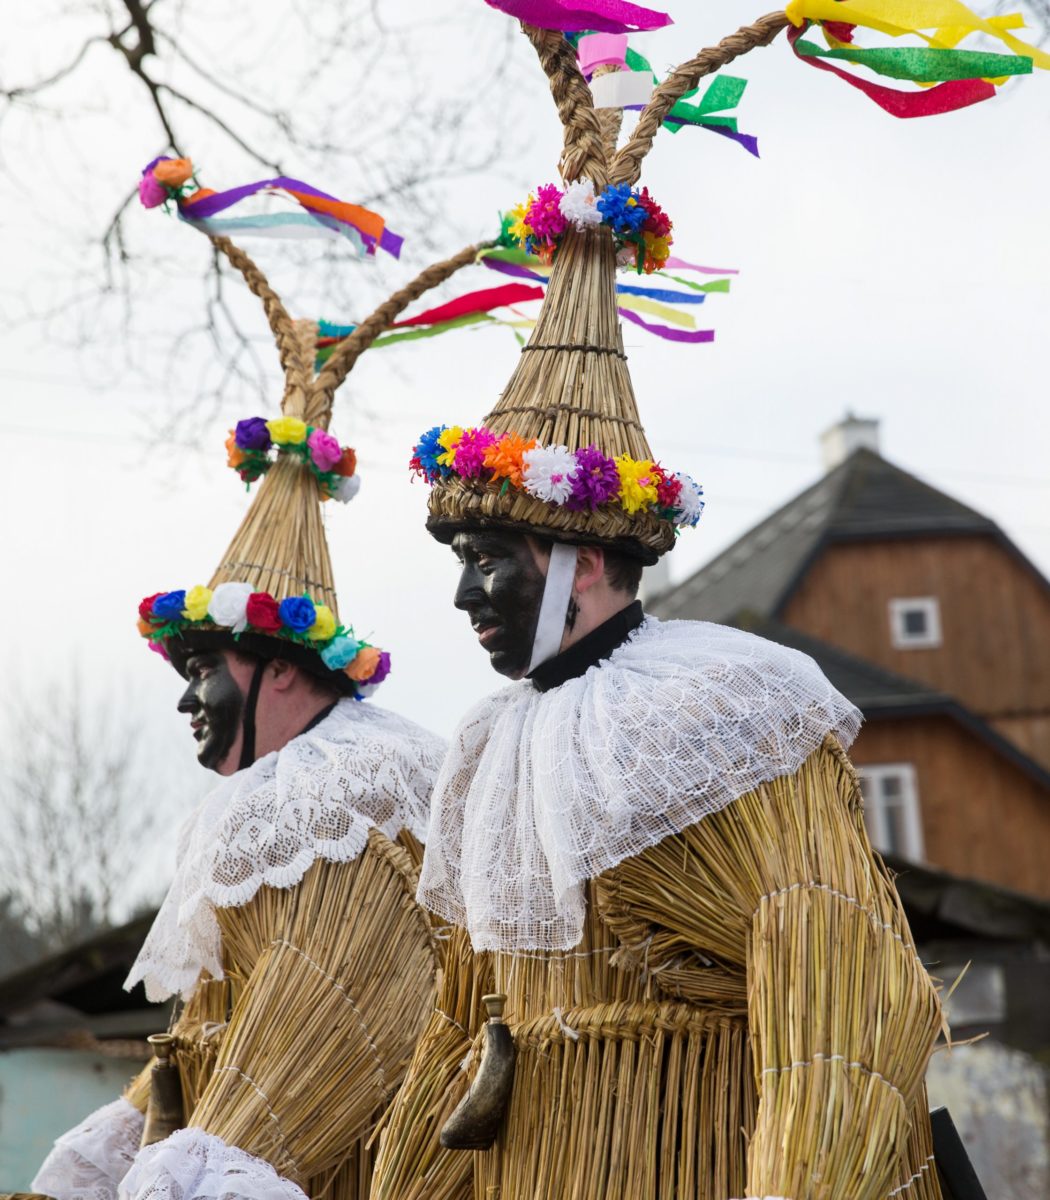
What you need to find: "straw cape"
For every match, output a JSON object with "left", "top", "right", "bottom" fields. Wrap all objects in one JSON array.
[
  {"left": 30, "top": 173, "right": 492, "bottom": 1200},
  {"left": 370, "top": 14, "right": 967, "bottom": 1200}
]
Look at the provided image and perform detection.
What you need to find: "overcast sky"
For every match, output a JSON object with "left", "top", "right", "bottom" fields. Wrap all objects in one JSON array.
[{"left": 2, "top": 0, "right": 1049, "bottom": 867}]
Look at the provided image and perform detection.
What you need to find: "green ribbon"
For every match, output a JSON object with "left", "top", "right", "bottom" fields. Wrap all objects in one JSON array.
[{"left": 794, "top": 36, "right": 1034, "bottom": 82}]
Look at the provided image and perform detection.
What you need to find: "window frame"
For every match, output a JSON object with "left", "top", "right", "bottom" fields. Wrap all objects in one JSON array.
[
  {"left": 888, "top": 596, "right": 942, "bottom": 649},
  {"left": 857, "top": 762, "right": 925, "bottom": 862}
]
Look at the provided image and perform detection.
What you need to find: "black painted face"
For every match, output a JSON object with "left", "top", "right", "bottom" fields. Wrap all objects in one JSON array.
[
  {"left": 452, "top": 530, "right": 549, "bottom": 679},
  {"left": 177, "top": 650, "right": 246, "bottom": 771}
]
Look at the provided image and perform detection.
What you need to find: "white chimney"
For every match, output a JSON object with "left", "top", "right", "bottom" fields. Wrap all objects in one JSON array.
[{"left": 820, "top": 413, "right": 880, "bottom": 471}]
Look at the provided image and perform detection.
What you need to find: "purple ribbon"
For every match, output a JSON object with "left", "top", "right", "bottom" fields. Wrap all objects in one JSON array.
[
  {"left": 619, "top": 308, "right": 715, "bottom": 343},
  {"left": 483, "top": 0, "right": 671, "bottom": 34}
]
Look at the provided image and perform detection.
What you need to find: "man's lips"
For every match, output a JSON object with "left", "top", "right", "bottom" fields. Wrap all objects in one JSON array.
[
  {"left": 190, "top": 717, "right": 208, "bottom": 741},
  {"left": 473, "top": 621, "right": 502, "bottom": 647}
]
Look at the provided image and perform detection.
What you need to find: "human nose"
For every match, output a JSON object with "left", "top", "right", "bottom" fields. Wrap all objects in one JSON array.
[
  {"left": 177, "top": 680, "right": 199, "bottom": 714},
  {"left": 454, "top": 562, "right": 484, "bottom": 612}
]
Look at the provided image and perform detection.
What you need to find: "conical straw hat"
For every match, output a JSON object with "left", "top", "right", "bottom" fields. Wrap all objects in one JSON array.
[
  {"left": 420, "top": 26, "right": 709, "bottom": 564},
  {"left": 137, "top": 226, "right": 486, "bottom": 696}
]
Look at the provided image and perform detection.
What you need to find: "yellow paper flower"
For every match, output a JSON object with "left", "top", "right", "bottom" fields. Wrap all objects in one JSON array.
[
  {"left": 267, "top": 416, "right": 307, "bottom": 445},
  {"left": 436, "top": 425, "right": 464, "bottom": 468},
  {"left": 615, "top": 455, "right": 659, "bottom": 514},
  {"left": 308, "top": 604, "right": 337, "bottom": 642},
  {"left": 508, "top": 196, "right": 535, "bottom": 243},
  {"left": 182, "top": 585, "right": 213, "bottom": 621}
]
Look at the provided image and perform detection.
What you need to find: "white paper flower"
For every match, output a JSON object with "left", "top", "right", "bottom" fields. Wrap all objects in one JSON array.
[
  {"left": 522, "top": 445, "right": 577, "bottom": 505},
  {"left": 207, "top": 581, "right": 253, "bottom": 632},
  {"left": 334, "top": 474, "right": 361, "bottom": 503},
  {"left": 559, "top": 180, "right": 603, "bottom": 230},
  {"left": 355, "top": 681, "right": 380, "bottom": 700},
  {"left": 672, "top": 473, "right": 705, "bottom": 527}
]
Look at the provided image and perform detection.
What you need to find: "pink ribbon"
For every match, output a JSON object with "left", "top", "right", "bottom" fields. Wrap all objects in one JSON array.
[{"left": 483, "top": 0, "right": 671, "bottom": 33}]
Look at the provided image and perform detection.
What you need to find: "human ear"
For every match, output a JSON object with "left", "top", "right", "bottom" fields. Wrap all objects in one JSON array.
[
  {"left": 574, "top": 545, "right": 605, "bottom": 595},
  {"left": 268, "top": 658, "right": 298, "bottom": 692}
]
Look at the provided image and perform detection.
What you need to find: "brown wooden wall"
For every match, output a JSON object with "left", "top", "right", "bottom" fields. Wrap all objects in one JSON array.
[
  {"left": 851, "top": 716, "right": 1050, "bottom": 900},
  {"left": 782, "top": 535, "right": 1050, "bottom": 769}
]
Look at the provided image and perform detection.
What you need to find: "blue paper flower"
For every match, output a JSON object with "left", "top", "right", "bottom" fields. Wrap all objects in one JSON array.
[
  {"left": 596, "top": 184, "right": 647, "bottom": 236},
  {"left": 153, "top": 590, "right": 187, "bottom": 620},
  {"left": 411, "top": 425, "right": 453, "bottom": 482},
  {"left": 320, "top": 635, "right": 363, "bottom": 670},
  {"left": 278, "top": 595, "right": 317, "bottom": 633}
]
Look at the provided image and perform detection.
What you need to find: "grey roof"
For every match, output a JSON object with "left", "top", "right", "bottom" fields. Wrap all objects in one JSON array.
[{"left": 652, "top": 447, "right": 1003, "bottom": 624}]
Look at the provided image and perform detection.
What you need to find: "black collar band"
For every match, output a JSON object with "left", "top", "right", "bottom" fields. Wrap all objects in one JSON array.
[{"left": 528, "top": 600, "right": 644, "bottom": 693}]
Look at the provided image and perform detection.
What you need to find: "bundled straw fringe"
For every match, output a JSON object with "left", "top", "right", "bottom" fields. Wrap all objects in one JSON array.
[{"left": 127, "top": 831, "right": 438, "bottom": 1200}]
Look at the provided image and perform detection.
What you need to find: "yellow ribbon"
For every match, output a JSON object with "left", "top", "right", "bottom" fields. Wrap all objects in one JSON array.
[
  {"left": 784, "top": 0, "right": 1050, "bottom": 69},
  {"left": 616, "top": 293, "right": 697, "bottom": 328}
]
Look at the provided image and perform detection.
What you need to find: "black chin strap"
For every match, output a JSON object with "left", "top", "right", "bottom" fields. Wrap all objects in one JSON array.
[{"left": 238, "top": 658, "right": 268, "bottom": 771}]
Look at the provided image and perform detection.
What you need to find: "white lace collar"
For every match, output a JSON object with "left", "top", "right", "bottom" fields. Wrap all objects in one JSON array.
[
  {"left": 417, "top": 618, "right": 861, "bottom": 953},
  {"left": 127, "top": 699, "right": 446, "bottom": 1001}
]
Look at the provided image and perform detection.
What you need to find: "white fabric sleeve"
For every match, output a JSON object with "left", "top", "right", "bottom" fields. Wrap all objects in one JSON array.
[
  {"left": 119, "top": 1128, "right": 307, "bottom": 1200},
  {"left": 32, "top": 1097, "right": 144, "bottom": 1200}
]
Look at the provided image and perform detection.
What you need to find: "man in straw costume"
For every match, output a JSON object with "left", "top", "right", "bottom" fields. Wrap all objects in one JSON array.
[
  {"left": 30, "top": 160, "right": 496, "bottom": 1200},
  {"left": 356, "top": 0, "right": 1050, "bottom": 1192}
]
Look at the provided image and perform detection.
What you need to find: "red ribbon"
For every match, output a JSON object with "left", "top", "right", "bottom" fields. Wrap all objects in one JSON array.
[
  {"left": 788, "top": 23, "right": 996, "bottom": 118},
  {"left": 392, "top": 283, "right": 544, "bottom": 328}
]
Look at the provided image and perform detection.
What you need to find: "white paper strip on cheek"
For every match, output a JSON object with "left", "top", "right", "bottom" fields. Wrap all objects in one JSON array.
[
  {"left": 589, "top": 70, "right": 654, "bottom": 110},
  {"left": 527, "top": 542, "right": 578, "bottom": 675}
]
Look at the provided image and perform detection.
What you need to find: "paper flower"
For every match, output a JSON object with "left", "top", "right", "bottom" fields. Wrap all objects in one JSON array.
[
  {"left": 368, "top": 650, "right": 392, "bottom": 685},
  {"left": 522, "top": 444, "right": 577, "bottom": 504},
  {"left": 183, "top": 585, "right": 213, "bottom": 622},
  {"left": 560, "top": 179, "right": 603, "bottom": 229},
  {"left": 507, "top": 196, "right": 534, "bottom": 243},
  {"left": 245, "top": 592, "right": 282, "bottom": 633},
  {"left": 153, "top": 157, "right": 194, "bottom": 188},
  {"left": 672, "top": 472, "right": 705, "bottom": 526},
  {"left": 525, "top": 184, "right": 568, "bottom": 244},
  {"left": 139, "top": 593, "right": 163, "bottom": 621},
  {"left": 334, "top": 474, "right": 361, "bottom": 503},
  {"left": 483, "top": 432, "right": 536, "bottom": 489},
  {"left": 308, "top": 604, "right": 337, "bottom": 642},
  {"left": 344, "top": 645, "right": 382, "bottom": 682},
  {"left": 411, "top": 425, "right": 452, "bottom": 481},
  {"left": 307, "top": 428, "right": 342, "bottom": 472},
  {"left": 321, "top": 635, "right": 362, "bottom": 670},
  {"left": 153, "top": 591, "right": 187, "bottom": 621},
  {"left": 637, "top": 187, "right": 671, "bottom": 238},
  {"left": 278, "top": 594, "right": 316, "bottom": 633},
  {"left": 566, "top": 445, "right": 620, "bottom": 510},
  {"left": 653, "top": 464, "right": 682, "bottom": 511},
  {"left": 137, "top": 617, "right": 153, "bottom": 638},
  {"left": 139, "top": 173, "right": 167, "bottom": 209},
  {"left": 224, "top": 430, "right": 246, "bottom": 470},
  {"left": 615, "top": 455, "right": 659, "bottom": 513},
  {"left": 208, "top": 581, "right": 253, "bottom": 632},
  {"left": 235, "top": 417, "right": 273, "bottom": 451},
  {"left": 354, "top": 681, "right": 380, "bottom": 700},
  {"left": 334, "top": 447, "right": 357, "bottom": 477},
  {"left": 452, "top": 427, "right": 497, "bottom": 477},
  {"left": 597, "top": 184, "right": 647, "bottom": 236},
  {"left": 267, "top": 416, "right": 308, "bottom": 445},
  {"left": 436, "top": 426, "right": 465, "bottom": 468}
]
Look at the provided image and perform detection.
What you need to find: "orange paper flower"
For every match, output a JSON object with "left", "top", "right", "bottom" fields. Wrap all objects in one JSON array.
[
  {"left": 225, "top": 430, "right": 246, "bottom": 469},
  {"left": 137, "top": 618, "right": 153, "bottom": 637},
  {"left": 153, "top": 158, "right": 194, "bottom": 188},
  {"left": 483, "top": 433, "right": 537, "bottom": 490},
  {"left": 344, "top": 646, "right": 381, "bottom": 682}
]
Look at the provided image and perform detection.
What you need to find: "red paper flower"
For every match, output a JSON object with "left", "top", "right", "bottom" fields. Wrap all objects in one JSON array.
[
  {"left": 653, "top": 464, "right": 682, "bottom": 509},
  {"left": 139, "top": 593, "right": 163, "bottom": 621},
  {"left": 334, "top": 446, "right": 357, "bottom": 477},
  {"left": 246, "top": 592, "right": 282, "bottom": 633}
]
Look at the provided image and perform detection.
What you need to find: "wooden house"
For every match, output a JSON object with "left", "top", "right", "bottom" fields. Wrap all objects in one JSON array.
[{"left": 650, "top": 418, "right": 1050, "bottom": 902}]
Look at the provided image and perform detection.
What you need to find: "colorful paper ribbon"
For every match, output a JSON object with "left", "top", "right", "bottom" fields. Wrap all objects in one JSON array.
[
  {"left": 179, "top": 177, "right": 402, "bottom": 258},
  {"left": 483, "top": 0, "right": 671, "bottom": 33}
]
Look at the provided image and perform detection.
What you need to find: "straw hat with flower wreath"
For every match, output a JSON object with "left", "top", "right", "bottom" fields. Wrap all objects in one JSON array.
[{"left": 135, "top": 156, "right": 492, "bottom": 697}]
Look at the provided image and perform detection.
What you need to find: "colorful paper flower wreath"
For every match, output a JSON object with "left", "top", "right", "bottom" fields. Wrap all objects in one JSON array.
[
  {"left": 411, "top": 425, "right": 704, "bottom": 528},
  {"left": 225, "top": 416, "right": 360, "bottom": 503},
  {"left": 505, "top": 180, "right": 672, "bottom": 273},
  {"left": 137, "top": 582, "right": 390, "bottom": 697}
]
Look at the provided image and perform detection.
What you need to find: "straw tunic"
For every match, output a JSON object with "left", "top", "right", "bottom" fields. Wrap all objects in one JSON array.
[
  {"left": 371, "top": 617, "right": 945, "bottom": 1200},
  {"left": 34, "top": 701, "right": 445, "bottom": 1200}
]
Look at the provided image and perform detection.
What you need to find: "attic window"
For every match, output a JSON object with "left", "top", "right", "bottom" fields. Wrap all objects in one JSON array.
[
  {"left": 857, "top": 764, "right": 924, "bottom": 861},
  {"left": 889, "top": 597, "right": 941, "bottom": 649}
]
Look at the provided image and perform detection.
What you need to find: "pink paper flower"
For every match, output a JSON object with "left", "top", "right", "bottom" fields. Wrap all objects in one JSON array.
[
  {"left": 525, "top": 184, "right": 568, "bottom": 244},
  {"left": 139, "top": 172, "right": 167, "bottom": 209},
  {"left": 307, "top": 428, "right": 342, "bottom": 471},
  {"left": 454, "top": 427, "right": 497, "bottom": 477}
]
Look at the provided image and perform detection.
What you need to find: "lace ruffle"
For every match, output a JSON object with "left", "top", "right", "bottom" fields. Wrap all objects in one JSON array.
[
  {"left": 32, "top": 1097, "right": 144, "bottom": 1200},
  {"left": 418, "top": 618, "right": 861, "bottom": 952},
  {"left": 126, "top": 700, "right": 445, "bottom": 1001},
  {"left": 119, "top": 1128, "right": 306, "bottom": 1200}
]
